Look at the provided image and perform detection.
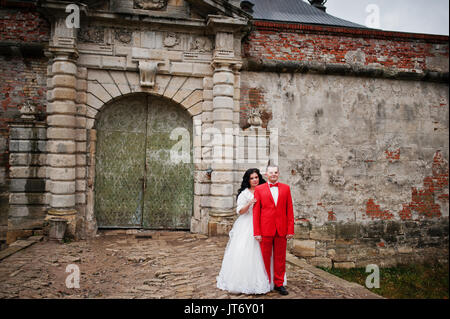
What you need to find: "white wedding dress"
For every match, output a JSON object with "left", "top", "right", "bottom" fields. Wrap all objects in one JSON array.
[{"left": 216, "top": 188, "right": 286, "bottom": 294}]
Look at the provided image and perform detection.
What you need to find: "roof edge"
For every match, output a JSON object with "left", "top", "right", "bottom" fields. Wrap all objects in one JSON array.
[{"left": 253, "top": 20, "right": 449, "bottom": 43}]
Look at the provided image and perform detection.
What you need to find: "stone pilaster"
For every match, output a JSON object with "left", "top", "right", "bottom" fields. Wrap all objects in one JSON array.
[{"left": 74, "top": 66, "right": 90, "bottom": 239}]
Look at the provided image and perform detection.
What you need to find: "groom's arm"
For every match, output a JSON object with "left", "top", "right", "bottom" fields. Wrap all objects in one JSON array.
[
  {"left": 253, "top": 188, "right": 262, "bottom": 240},
  {"left": 286, "top": 186, "right": 295, "bottom": 238}
]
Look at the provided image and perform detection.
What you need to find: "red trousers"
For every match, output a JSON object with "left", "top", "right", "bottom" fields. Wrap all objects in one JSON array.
[{"left": 259, "top": 232, "right": 287, "bottom": 287}]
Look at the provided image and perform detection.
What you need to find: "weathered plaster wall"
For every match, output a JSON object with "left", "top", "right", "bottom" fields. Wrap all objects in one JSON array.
[{"left": 241, "top": 71, "right": 449, "bottom": 267}]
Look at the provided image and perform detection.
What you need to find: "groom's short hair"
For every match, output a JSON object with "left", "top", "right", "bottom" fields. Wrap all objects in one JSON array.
[{"left": 266, "top": 164, "right": 279, "bottom": 172}]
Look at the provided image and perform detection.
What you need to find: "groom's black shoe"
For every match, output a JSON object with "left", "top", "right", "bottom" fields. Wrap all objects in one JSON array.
[{"left": 274, "top": 285, "right": 289, "bottom": 295}]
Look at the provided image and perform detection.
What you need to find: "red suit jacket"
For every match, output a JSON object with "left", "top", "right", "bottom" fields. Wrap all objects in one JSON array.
[{"left": 253, "top": 182, "right": 295, "bottom": 237}]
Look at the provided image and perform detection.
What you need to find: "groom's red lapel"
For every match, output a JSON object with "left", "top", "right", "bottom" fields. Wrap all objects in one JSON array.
[{"left": 277, "top": 183, "right": 283, "bottom": 206}]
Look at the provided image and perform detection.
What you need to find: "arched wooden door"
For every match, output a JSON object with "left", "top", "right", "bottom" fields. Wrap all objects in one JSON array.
[{"left": 94, "top": 94, "right": 193, "bottom": 229}]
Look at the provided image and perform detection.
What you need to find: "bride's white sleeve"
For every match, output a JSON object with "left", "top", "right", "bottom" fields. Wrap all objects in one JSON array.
[{"left": 236, "top": 191, "right": 247, "bottom": 215}]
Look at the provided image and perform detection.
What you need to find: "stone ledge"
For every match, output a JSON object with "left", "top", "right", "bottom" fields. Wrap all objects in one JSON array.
[
  {"left": 243, "top": 58, "right": 449, "bottom": 83},
  {"left": 286, "top": 253, "right": 384, "bottom": 299}
]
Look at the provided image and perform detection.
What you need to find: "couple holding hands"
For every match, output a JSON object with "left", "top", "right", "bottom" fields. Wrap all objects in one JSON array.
[{"left": 217, "top": 165, "right": 295, "bottom": 296}]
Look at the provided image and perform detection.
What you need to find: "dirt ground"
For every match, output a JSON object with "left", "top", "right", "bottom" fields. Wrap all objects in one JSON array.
[{"left": 0, "top": 230, "right": 381, "bottom": 299}]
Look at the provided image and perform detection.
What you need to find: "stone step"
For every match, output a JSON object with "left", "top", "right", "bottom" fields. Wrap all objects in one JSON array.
[
  {"left": 0, "top": 235, "right": 43, "bottom": 261},
  {"left": 135, "top": 231, "right": 153, "bottom": 239}
]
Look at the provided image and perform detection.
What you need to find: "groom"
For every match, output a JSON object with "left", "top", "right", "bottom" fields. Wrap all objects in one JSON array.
[{"left": 253, "top": 165, "right": 294, "bottom": 295}]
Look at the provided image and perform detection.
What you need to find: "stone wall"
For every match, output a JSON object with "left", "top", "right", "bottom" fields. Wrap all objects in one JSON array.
[
  {"left": 239, "top": 21, "right": 449, "bottom": 267},
  {"left": 0, "top": 5, "right": 50, "bottom": 249},
  {"left": 7, "top": 120, "right": 47, "bottom": 244},
  {"left": 291, "top": 219, "right": 448, "bottom": 268},
  {"left": 240, "top": 70, "right": 449, "bottom": 267}
]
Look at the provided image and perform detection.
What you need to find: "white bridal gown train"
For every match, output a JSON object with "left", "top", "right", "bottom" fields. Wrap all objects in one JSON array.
[{"left": 216, "top": 188, "right": 286, "bottom": 294}]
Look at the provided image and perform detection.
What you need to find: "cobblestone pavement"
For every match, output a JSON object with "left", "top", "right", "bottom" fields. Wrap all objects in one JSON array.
[{"left": 0, "top": 230, "right": 381, "bottom": 299}]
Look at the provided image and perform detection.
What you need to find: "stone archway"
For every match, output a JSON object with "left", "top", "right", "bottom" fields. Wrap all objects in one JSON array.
[
  {"left": 80, "top": 70, "right": 205, "bottom": 234},
  {"left": 93, "top": 93, "right": 194, "bottom": 229}
]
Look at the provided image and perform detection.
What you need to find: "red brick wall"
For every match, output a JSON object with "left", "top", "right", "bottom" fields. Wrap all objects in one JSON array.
[
  {"left": 0, "top": 55, "right": 47, "bottom": 114},
  {"left": 0, "top": 7, "right": 50, "bottom": 127},
  {"left": 243, "top": 21, "right": 449, "bottom": 73},
  {"left": 0, "top": 8, "right": 50, "bottom": 43}
]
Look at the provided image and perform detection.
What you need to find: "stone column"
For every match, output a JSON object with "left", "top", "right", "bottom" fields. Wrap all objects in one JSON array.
[
  {"left": 45, "top": 50, "right": 78, "bottom": 238},
  {"left": 45, "top": 15, "right": 79, "bottom": 238},
  {"left": 206, "top": 16, "right": 247, "bottom": 235},
  {"left": 208, "top": 60, "right": 237, "bottom": 235}
]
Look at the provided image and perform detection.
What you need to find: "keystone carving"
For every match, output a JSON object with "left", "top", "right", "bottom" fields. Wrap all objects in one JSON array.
[{"left": 138, "top": 60, "right": 163, "bottom": 87}]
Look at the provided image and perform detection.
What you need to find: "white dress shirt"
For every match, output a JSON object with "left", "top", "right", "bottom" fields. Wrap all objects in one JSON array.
[{"left": 268, "top": 182, "right": 279, "bottom": 206}]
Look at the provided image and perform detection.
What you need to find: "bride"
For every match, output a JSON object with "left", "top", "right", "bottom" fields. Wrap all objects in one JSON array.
[{"left": 216, "top": 168, "right": 286, "bottom": 294}]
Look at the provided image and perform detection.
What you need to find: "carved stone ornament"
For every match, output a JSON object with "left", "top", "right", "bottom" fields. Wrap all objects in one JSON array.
[
  {"left": 78, "top": 27, "right": 105, "bottom": 43},
  {"left": 19, "top": 101, "right": 37, "bottom": 120},
  {"left": 163, "top": 32, "right": 180, "bottom": 47},
  {"left": 138, "top": 60, "right": 163, "bottom": 87},
  {"left": 115, "top": 30, "right": 132, "bottom": 44},
  {"left": 216, "top": 32, "right": 234, "bottom": 51},
  {"left": 247, "top": 108, "right": 262, "bottom": 127},
  {"left": 134, "top": 0, "right": 168, "bottom": 10},
  {"left": 190, "top": 37, "right": 213, "bottom": 52}
]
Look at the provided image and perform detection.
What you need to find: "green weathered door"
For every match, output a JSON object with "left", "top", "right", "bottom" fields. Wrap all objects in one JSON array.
[
  {"left": 143, "top": 98, "right": 193, "bottom": 229},
  {"left": 95, "top": 94, "right": 193, "bottom": 229}
]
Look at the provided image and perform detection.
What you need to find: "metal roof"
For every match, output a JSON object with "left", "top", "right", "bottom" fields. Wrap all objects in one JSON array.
[{"left": 249, "top": 0, "right": 367, "bottom": 29}]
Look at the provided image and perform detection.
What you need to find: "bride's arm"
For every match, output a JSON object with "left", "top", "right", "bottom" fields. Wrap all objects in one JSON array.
[{"left": 237, "top": 192, "right": 256, "bottom": 215}]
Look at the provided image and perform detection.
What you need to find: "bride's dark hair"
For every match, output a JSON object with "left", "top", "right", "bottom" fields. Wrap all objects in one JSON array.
[{"left": 236, "top": 168, "right": 266, "bottom": 199}]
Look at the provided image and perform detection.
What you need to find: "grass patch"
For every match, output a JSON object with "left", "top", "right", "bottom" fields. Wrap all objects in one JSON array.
[{"left": 318, "top": 263, "right": 449, "bottom": 299}]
